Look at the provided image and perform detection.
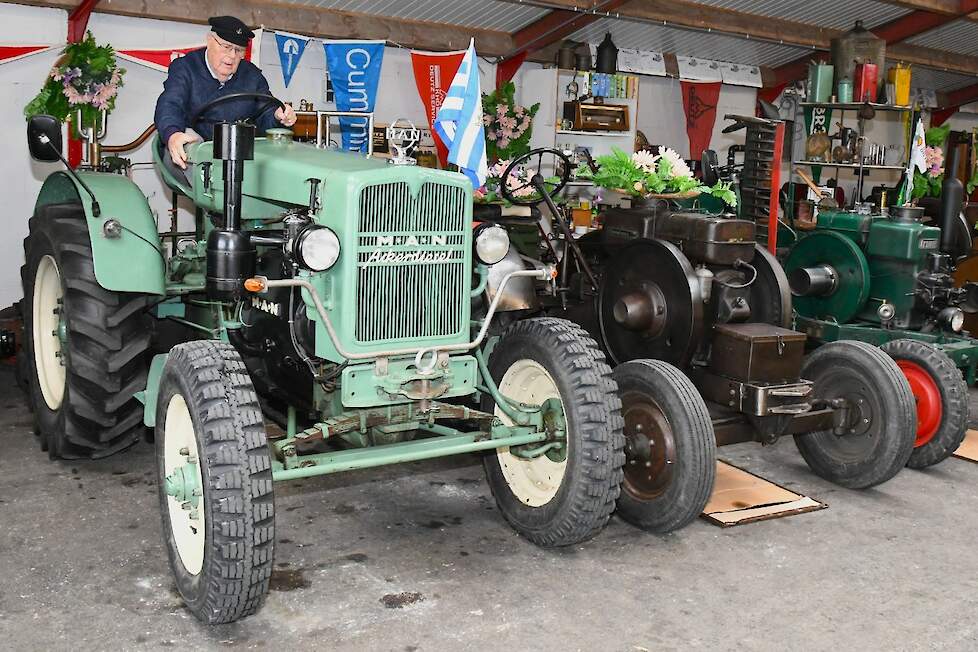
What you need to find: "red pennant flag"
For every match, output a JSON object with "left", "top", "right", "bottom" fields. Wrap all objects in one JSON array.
[
  {"left": 496, "top": 51, "right": 527, "bottom": 90},
  {"left": 116, "top": 46, "right": 204, "bottom": 72},
  {"left": 680, "top": 80, "right": 722, "bottom": 159},
  {"left": 410, "top": 49, "right": 465, "bottom": 167},
  {"left": 0, "top": 45, "right": 52, "bottom": 65}
]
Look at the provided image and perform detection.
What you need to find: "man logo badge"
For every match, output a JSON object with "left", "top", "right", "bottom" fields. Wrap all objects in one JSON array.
[
  {"left": 364, "top": 234, "right": 455, "bottom": 264},
  {"left": 251, "top": 296, "right": 282, "bottom": 316}
]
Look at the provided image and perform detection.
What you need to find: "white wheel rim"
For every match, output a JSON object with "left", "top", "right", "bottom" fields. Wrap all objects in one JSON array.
[
  {"left": 163, "top": 394, "right": 206, "bottom": 576},
  {"left": 495, "top": 359, "right": 567, "bottom": 507},
  {"left": 32, "top": 255, "right": 66, "bottom": 410}
]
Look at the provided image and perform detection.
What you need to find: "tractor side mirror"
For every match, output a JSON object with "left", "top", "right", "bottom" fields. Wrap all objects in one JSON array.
[{"left": 27, "top": 114, "right": 63, "bottom": 163}]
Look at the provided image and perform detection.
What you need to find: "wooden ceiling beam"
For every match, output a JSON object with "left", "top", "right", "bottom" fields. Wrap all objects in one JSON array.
[
  {"left": 510, "top": 0, "right": 632, "bottom": 55},
  {"left": 10, "top": 0, "right": 516, "bottom": 56}
]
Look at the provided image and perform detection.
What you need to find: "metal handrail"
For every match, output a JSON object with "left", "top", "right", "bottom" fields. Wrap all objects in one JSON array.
[{"left": 102, "top": 124, "right": 157, "bottom": 154}]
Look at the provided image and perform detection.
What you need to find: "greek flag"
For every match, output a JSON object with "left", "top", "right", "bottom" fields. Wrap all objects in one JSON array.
[{"left": 433, "top": 39, "right": 487, "bottom": 188}]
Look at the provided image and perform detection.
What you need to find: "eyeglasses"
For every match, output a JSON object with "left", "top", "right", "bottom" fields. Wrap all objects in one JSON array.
[{"left": 211, "top": 35, "right": 247, "bottom": 58}]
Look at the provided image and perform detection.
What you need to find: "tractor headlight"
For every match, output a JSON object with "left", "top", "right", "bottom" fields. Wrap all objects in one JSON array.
[
  {"left": 938, "top": 307, "right": 965, "bottom": 332},
  {"left": 474, "top": 223, "right": 510, "bottom": 266},
  {"left": 293, "top": 225, "right": 341, "bottom": 272}
]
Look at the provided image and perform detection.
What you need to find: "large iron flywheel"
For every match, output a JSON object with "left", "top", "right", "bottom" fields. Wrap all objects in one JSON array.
[{"left": 598, "top": 240, "right": 704, "bottom": 368}]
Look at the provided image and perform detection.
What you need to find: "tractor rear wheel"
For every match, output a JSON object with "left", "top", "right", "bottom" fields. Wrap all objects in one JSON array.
[
  {"left": 613, "top": 359, "right": 716, "bottom": 533},
  {"left": 156, "top": 341, "right": 275, "bottom": 624},
  {"left": 21, "top": 203, "right": 151, "bottom": 459},
  {"left": 794, "top": 340, "right": 916, "bottom": 488},
  {"left": 481, "top": 317, "right": 625, "bottom": 547},
  {"left": 881, "top": 339, "right": 968, "bottom": 469}
]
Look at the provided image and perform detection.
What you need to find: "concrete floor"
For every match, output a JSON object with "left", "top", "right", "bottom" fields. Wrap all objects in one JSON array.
[{"left": 2, "top": 367, "right": 978, "bottom": 651}]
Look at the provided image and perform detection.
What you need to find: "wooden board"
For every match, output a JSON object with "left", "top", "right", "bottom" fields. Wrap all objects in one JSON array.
[
  {"left": 702, "top": 461, "right": 827, "bottom": 527},
  {"left": 953, "top": 429, "right": 978, "bottom": 463}
]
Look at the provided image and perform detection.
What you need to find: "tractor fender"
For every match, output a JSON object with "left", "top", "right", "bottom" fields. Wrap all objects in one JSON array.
[
  {"left": 134, "top": 353, "right": 169, "bottom": 427},
  {"left": 34, "top": 171, "right": 166, "bottom": 296}
]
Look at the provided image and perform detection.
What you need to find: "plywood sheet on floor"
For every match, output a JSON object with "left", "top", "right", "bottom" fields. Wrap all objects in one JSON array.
[
  {"left": 953, "top": 429, "right": 978, "bottom": 463},
  {"left": 702, "top": 461, "right": 826, "bottom": 527}
]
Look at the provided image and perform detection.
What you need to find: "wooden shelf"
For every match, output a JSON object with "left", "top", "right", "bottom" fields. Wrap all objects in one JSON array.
[
  {"left": 799, "top": 102, "right": 914, "bottom": 112},
  {"left": 556, "top": 129, "right": 631, "bottom": 137},
  {"left": 793, "top": 160, "right": 905, "bottom": 171}
]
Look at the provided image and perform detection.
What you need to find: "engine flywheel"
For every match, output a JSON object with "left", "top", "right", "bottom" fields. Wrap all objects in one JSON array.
[
  {"left": 784, "top": 230, "right": 870, "bottom": 323},
  {"left": 598, "top": 240, "right": 704, "bottom": 368}
]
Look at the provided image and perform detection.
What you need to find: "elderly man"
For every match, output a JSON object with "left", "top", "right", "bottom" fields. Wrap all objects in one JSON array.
[{"left": 154, "top": 15, "right": 297, "bottom": 169}]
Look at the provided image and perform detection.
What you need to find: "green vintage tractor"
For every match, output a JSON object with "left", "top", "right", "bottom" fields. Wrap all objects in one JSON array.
[
  {"left": 783, "top": 150, "right": 977, "bottom": 469},
  {"left": 21, "top": 95, "right": 626, "bottom": 624}
]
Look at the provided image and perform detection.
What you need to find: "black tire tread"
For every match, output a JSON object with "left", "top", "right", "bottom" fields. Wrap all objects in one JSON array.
[
  {"left": 482, "top": 317, "right": 625, "bottom": 547},
  {"left": 614, "top": 359, "right": 716, "bottom": 533},
  {"left": 158, "top": 341, "right": 274, "bottom": 624},
  {"left": 881, "top": 339, "right": 969, "bottom": 469},
  {"left": 20, "top": 204, "right": 151, "bottom": 458},
  {"left": 795, "top": 340, "right": 916, "bottom": 489}
]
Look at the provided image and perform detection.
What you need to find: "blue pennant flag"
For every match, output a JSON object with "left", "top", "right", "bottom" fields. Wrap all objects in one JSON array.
[
  {"left": 324, "top": 40, "right": 385, "bottom": 153},
  {"left": 433, "top": 39, "right": 487, "bottom": 188},
  {"left": 274, "top": 32, "right": 309, "bottom": 88}
]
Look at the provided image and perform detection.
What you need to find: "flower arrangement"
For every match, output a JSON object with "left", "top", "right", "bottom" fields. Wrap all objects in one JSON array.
[
  {"left": 577, "top": 147, "right": 737, "bottom": 207},
  {"left": 911, "top": 124, "right": 950, "bottom": 200},
  {"left": 24, "top": 32, "right": 125, "bottom": 134},
  {"left": 475, "top": 158, "right": 558, "bottom": 205},
  {"left": 482, "top": 82, "right": 539, "bottom": 162}
]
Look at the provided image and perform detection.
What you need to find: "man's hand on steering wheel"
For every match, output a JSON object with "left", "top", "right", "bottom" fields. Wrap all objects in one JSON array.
[
  {"left": 170, "top": 92, "right": 289, "bottom": 170},
  {"left": 274, "top": 103, "right": 297, "bottom": 128}
]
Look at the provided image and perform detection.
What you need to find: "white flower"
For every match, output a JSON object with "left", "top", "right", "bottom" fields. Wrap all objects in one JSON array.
[
  {"left": 660, "top": 147, "right": 693, "bottom": 178},
  {"left": 631, "top": 150, "right": 659, "bottom": 172}
]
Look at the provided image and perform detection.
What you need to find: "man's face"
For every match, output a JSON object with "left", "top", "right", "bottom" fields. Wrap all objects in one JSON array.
[{"left": 205, "top": 32, "right": 247, "bottom": 81}]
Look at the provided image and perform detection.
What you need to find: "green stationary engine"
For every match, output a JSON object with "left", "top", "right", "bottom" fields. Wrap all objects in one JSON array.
[
  {"left": 20, "top": 94, "right": 626, "bottom": 625},
  {"left": 784, "top": 160, "right": 978, "bottom": 469}
]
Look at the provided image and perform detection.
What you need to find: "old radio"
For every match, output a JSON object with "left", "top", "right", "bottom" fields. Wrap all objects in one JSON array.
[{"left": 562, "top": 100, "right": 630, "bottom": 132}]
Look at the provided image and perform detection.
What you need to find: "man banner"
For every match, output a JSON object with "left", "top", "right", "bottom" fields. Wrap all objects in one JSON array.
[
  {"left": 274, "top": 31, "right": 308, "bottom": 87},
  {"left": 323, "top": 40, "right": 385, "bottom": 153},
  {"left": 410, "top": 49, "right": 465, "bottom": 167}
]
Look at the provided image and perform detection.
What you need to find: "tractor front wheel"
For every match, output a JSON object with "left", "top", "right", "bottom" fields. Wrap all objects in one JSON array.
[
  {"left": 881, "top": 339, "right": 968, "bottom": 469},
  {"left": 794, "top": 340, "right": 916, "bottom": 489},
  {"left": 613, "top": 359, "right": 716, "bottom": 533},
  {"left": 482, "top": 318, "right": 625, "bottom": 547},
  {"left": 156, "top": 341, "right": 275, "bottom": 624},
  {"left": 21, "top": 203, "right": 151, "bottom": 458}
]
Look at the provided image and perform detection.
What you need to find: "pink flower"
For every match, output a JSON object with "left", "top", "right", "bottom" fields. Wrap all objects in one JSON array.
[
  {"left": 496, "top": 104, "right": 506, "bottom": 117},
  {"left": 501, "top": 127, "right": 514, "bottom": 139},
  {"left": 487, "top": 130, "right": 496, "bottom": 140},
  {"left": 515, "top": 106, "right": 525, "bottom": 117},
  {"left": 482, "top": 114, "right": 492, "bottom": 126},
  {"left": 498, "top": 138, "right": 510, "bottom": 149}
]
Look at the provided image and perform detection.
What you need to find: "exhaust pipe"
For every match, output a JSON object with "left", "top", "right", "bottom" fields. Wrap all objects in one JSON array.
[{"left": 940, "top": 145, "right": 964, "bottom": 255}]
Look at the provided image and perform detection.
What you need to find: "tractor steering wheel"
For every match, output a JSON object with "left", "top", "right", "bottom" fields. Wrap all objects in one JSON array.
[
  {"left": 188, "top": 92, "right": 286, "bottom": 128},
  {"left": 499, "top": 148, "right": 573, "bottom": 206}
]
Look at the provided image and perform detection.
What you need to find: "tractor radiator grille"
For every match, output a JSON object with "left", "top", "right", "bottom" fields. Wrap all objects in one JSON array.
[{"left": 355, "top": 181, "right": 468, "bottom": 344}]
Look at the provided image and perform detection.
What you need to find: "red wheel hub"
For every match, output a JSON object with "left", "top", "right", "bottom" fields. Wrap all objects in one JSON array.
[{"left": 896, "top": 360, "right": 942, "bottom": 447}]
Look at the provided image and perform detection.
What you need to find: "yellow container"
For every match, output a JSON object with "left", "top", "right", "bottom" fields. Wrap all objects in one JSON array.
[{"left": 888, "top": 63, "right": 912, "bottom": 106}]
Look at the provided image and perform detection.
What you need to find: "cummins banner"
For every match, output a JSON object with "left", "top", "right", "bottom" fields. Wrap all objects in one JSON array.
[{"left": 323, "top": 40, "right": 385, "bottom": 153}]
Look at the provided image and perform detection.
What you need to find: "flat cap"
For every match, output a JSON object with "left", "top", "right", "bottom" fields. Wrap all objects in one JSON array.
[{"left": 208, "top": 16, "right": 255, "bottom": 47}]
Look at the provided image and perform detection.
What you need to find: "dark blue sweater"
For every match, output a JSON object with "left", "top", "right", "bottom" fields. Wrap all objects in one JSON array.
[{"left": 154, "top": 48, "right": 279, "bottom": 144}]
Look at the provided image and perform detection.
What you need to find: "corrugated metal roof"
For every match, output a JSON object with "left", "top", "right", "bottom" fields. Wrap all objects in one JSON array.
[
  {"left": 571, "top": 17, "right": 811, "bottom": 69},
  {"left": 903, "top": 63, "right": 977, "bottom": 93},
  {"left": 692, "top": 0, "right": 911, "bottom": 31},
  {"left": 284, "top": 0, "right": 548, "bottom": 33},
  {"left": 906, "top": 19, "right": 978, "bottom": 56}
]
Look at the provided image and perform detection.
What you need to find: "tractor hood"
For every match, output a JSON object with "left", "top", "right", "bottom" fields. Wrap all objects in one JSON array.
[{"left": 184, "top": 135, "right": 461, "bottom": 220}]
